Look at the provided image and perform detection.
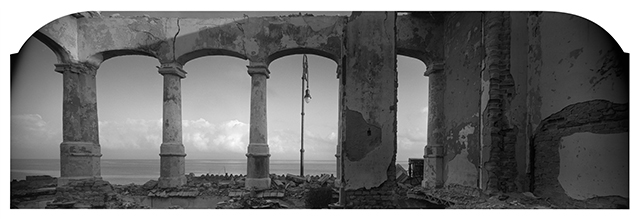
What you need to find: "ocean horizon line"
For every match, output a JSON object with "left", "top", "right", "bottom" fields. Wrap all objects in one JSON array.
[{"left": 11, "top": 158, "right": 340, "bottom": 161}]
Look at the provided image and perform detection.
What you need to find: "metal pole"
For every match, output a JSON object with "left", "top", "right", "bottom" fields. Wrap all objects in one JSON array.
[{"left": 300, "top": 58, "right": 306, "bottom": 177}]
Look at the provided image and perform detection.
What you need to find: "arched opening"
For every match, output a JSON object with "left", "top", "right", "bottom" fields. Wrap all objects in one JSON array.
[
  {"left": 396, "top": 55, "right": 429, "bottom": 182},
  {"left": 31, "top": 31, "right": 71, "bottom": 63},
  {"left": 96, "top": 54, "right": 163, "bottom": 184},
  {"left": 181, "top": 55, "right": 251, "bottom": 175},
  {"left": 11, "top": 36, "right": 62, "bottom": 180},
  {"left": 267, "top": 54, "right": 339, "bottom": 176}
]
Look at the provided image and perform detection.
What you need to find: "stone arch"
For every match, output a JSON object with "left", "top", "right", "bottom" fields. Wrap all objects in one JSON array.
[
  {"left": 87, "top": 49, "right": 159, "bottom": 67},
  {"left": 32, "top": 31, "right": 72, "bottom": 64},
  {"left": 396, "top": 54, "right": 428, "bottom": 74},
  {"left": 395, "top": 12, "right": 444, "bottom": 71},
  {"left": 177, "top": 49, "right": 248, "bottom": 66},
  {"left": 397, "top": 49, "right": 431, "bottom": 68},
  {"left": 266, "top": 47, "right": 339, "bottom": 67}
]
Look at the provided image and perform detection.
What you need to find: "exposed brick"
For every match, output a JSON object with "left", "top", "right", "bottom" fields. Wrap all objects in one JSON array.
[{"left": 532, "top": 100, "right": 628, "bottom": 201}]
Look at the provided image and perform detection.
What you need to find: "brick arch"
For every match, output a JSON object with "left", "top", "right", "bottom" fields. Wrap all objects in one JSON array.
[
  {"left": 531, "top": 99, "right": 628, "bottom": 200},
  {"left": 177, "top": 49, "right": 248, "bottom": 66},
  {"left": 33, "top": 31, "right": 72, "bottom": 64}
]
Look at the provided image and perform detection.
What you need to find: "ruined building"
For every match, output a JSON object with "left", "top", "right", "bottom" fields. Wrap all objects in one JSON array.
[{"left": 25, "top": 11, "right": 628, "bottom": 207}]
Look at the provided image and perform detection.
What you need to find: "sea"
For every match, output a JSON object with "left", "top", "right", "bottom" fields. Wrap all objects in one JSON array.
[{"left": 11, "top": 159, "right": 410, "bottom": 185}]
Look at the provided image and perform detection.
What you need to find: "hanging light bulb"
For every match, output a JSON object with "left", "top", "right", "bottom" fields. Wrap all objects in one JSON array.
[{"left": 304, "top": 89, "right": 312, "bottom": 103}]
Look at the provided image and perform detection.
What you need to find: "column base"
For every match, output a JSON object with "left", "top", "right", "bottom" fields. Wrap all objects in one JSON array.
[
  {"left": 57, "top": 176, "right": 103, "bottom": 187},
  {"left": 245, "top": 177, "right": 271, "bottom": 189},
  {"left": 159, "top": 143, "right": 186, "bottom": 188},
  {"left": 59, "top": 141, "right": 101, "bottom": 185},
  {"left": 423, "top": 144, "right": 444, "bottom": 189},
  {"left": 158, "top": 175, "right": 187, "bottom": 188}
]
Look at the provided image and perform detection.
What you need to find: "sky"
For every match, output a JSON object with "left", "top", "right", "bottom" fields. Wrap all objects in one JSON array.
[{"left": 9, "top": 11, "right": 430, "bottom": 163}]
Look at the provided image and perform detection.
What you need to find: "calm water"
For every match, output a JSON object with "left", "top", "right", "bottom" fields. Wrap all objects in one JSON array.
[
  {"left": 11, "top": 159, "right": 410, "bottom": 185},
  {"left": 10, "top": 159, "right": 327, "bottom": 185}
]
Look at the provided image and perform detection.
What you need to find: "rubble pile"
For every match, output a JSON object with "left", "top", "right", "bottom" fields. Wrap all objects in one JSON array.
[
  {"left": 12, "top": 169, "right": 577, "bottom": 209},
  {"left": 47, "top": 179, "right": 118, "bottom": 209},
  {"left": 10, "top": 176, "right": 58, "bottom": 208}
]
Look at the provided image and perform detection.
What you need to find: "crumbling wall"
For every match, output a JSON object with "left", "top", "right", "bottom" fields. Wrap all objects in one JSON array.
[
  {"left": 57, "top": 14, "right": 345, "bottom": 67},
  {"left": 37, "top": 15, "right": 79, "bottom": 62},
  {"left": 76, "top": 15, "right": 170, "bottom": 64},
  {"left": 396, "top": 12, "right": 444, "bottom": 64},
  {"left": 340, "top": 12, "right": 397, "bottom": 208},
  {"left": 480, "top": 12, "right": 520, "bottom": 194},
  {"left": 527, "top": 12, "right": 629, "bottom": 202},
  {"left": 174, "top": 16, "right": 345, "bottom": 65},
  {"left": 440, "top": 13, "right": 482, "bottom": 189}
]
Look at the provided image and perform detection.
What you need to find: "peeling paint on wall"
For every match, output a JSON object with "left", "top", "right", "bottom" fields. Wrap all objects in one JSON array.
[
  {"left": 558, "top": 132, "right": 628, "bottom": 200},
  {"left": 533, "top": 12, "right": 628, "bottom": 122},
  {"left": 341, "top": 12, "right": 396, "bottom": 195},
  {"left": 445, "top": 123, "right": 478, "bottom": 187}
]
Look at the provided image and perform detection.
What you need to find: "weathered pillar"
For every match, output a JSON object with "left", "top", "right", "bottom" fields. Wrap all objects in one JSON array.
[
  {"left": 245, "top": 61, "right": 271, "bottom": 189},
  {"left": 423, "top": 63, "right": 445, "bottom": 189},
  {"left": 55, "top": 62, "right": 102, "bottom": 186},
  {"left": 158, "top": 63, "right": 187, "bottom": 188},
  {"left": 339, "top": 12, "right": 397, "bottom": 208}
]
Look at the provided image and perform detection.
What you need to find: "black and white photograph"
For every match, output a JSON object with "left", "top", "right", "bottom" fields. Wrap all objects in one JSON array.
[{"left": 4, "top": 1, "right": 635, "bottom": 216}]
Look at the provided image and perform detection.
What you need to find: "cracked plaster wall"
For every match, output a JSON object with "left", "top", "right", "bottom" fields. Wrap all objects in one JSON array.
[
  {"left": 76, "top": 15, "right": 170, "bottom": 64},
  {"left": 396, "top": 13, "right": 444, "bottom": 64},
  {"left": 558, "top": 132, "right": 628, "bottom": 200},
  {"left": 45, "top": 14, "right": 346, "bottom": 66},
  {"left": 526, "top": 12, "right": 628, "bottom": 201},
  {"left": 38, "top": 15, "right": 79, "bottom": 62},
  {"left": 441, "top": 13, "right": 482, "bottom": 188},
  {"left": 527, "top": 12, "right": 628, "bottom": 131},
  {"left": 340, "top": 12, "right": 396, "bottom": 193},
  {"left": 174, "top": 16, "right": 345, "bottom": 65}
]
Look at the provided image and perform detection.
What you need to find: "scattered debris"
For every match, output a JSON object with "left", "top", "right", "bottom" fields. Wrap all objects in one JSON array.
[{"left": 15, "top": 172, "right": 616, "bottom": 209}]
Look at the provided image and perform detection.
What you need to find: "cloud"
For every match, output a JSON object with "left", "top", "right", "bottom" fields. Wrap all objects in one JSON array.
[
  {"left": 99, "top": 119, "right": 162, "bottom": 150},
  {"left": 397, "top": 127, "right": 427, "bottom": 150},
  {"left": 183, "top": 119, "right": 248, "bottom": 153},
  {"left": 11, "top": 114, "right": 59, "bottom": 159},
  {"left": 98, "top": 118, "right": 250, "bottom": 157},
  {"left": 267, "top": 129, "right": 337, "bottom": 160}
]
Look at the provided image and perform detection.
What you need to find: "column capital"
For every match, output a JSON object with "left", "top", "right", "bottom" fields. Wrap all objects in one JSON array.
[
  {"left": 158, "top": 63, "right": 187, "bottom": 78},
  {"left": 247, "top": 62, "right": 270, "bottom": 78},
  {"left": 55, "top": 62, "right": 99, "bottom": 75},
  {"left": 424, "top": 62, "right": 444, "bottom": 76}
]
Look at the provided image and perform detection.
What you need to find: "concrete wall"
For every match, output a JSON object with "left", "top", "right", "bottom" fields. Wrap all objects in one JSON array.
[
  {"left": 340, "top": 12, "right": 397, "bottom": 208},
  {"left": 440, "top": 13, "right": 483, "bottom": 188},
  {"left": 396, "top": 13, "right": 444, "bottom": 64},
  {"left": 38, "top": 15, "right": 79, "bottom": 62},
  {"left": 558, "top": 132, "right": 628, "bottom": 200},
  {"left": 48, "top": 14, "right": 345, "bottom": 66},
  {"left": 76, "top": 15, "right": 171, "bottom": 64},
  {"left": 526, "top": 12, "right": 629, "bottom": 202}
]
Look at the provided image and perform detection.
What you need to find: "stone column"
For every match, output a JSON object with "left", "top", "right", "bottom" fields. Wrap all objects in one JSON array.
[
  {"left": 158, "top": 63, "right": 187, "bottom": 188},
  {"left": 245, "top": 61, "right": 271, "bottom": 189},
  {"left": 423, "top": 63, "right": 445, "bottom": 189},
  {"left": 55, "top": 62, "right": 102, "bottom": 186}
]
